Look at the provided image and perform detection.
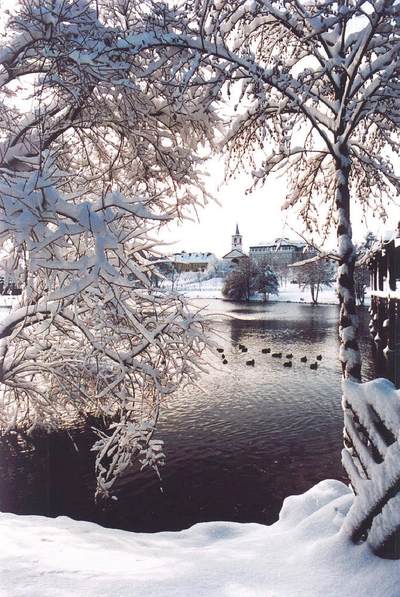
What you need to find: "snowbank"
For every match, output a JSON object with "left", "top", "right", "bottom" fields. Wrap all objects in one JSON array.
[{"left": 1, "top": 480, "right": 399, "bottom": 597}]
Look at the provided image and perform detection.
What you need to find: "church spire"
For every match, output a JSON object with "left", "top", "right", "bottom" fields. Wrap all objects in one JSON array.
[{"left": 232, "top": 224, "right": 243, "bottom": 252}]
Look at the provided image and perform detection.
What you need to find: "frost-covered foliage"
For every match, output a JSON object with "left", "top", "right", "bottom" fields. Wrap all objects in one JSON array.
[
  {"left": 1, "top": 1, "right": 399, "bottom": 495},
  {"left": 0, "top": 0, "right": 219, "bottom": 498},
  {"left": 354, "top": 231, "right": 375, "bottom": 305},
  {"left": 118, "top": 0, "right": 399, "bottom": 380}
]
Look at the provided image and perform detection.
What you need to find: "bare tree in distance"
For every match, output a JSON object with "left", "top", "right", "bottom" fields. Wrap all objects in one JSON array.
[
  {"left": 296, "top": 259, "right": 334, "bottom": 304},
  {"left": 124, "top": 0, "right": 400, "bottom": 381}
]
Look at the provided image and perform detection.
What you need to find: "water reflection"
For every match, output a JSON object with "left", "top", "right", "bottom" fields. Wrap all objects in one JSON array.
[{"left": 0, "top": 300, "right": 383, "bottom": 532}]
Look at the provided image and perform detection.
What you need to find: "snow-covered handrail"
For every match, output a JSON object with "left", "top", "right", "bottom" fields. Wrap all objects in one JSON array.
[
  {"left": 341, "top": 378, "right": 400, "bottom": 559},
  {"left": 370, "top": 290, "right": 400, "bottom": 301}
]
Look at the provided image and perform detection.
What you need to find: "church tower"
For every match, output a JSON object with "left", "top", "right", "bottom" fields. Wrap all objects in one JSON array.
[{"left": 232, "top": 224, "right": 243, "bottom": 252}]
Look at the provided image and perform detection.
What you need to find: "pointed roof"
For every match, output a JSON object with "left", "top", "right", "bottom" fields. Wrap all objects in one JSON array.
[
  {"left": 235, "top": 223, "right": 240, "bottom": 235},
  {"left": 222, "top": 248, "right": 247, "bottom": 260}
]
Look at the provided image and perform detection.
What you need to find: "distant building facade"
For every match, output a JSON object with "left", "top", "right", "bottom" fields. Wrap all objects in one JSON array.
[
  {"left": 170, "top": 251, "right": 216, "bottom": 272},
  {"left": 249, "top": 238, "right": 317, "bottom": 268}
]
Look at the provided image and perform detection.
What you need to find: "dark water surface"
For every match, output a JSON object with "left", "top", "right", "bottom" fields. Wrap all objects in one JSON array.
[{"left": 0, "top": 300, "right": 380, "bottom": 532}]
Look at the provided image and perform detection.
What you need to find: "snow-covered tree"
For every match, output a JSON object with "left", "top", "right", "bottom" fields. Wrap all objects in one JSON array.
[
  {"left": 1, "top": 0, "right": 399, "bottom": 497},
  {"left": 126, "top": 0, "right": 399, "bottom": 381},
  {"left": 0, "top": 0, "right": 219, "bottom": 498},
  {"left": 354, "top": 232, "right": 375, "bottom": 305},
  {"left": 254, "top": 258, "right": 279, "bottom": 301},
  {"left": 222, "top": 258, "right": 254, "bottom": 301},
  {"left": 222, "top": 257, "right": 278, "bottom": 301}
]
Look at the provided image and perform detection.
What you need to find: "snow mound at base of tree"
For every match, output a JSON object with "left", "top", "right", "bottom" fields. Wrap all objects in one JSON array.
[{"left": 1, "top": 479, "right": 399, "bottom": 597}]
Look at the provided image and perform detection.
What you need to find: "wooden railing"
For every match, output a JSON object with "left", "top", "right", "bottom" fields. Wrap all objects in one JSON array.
[
  {"left": 342, "top": 378, "right": 400, "bottom": 559},
  {"left": 369, "top": 292, "right": 400, "bottom": 388}
]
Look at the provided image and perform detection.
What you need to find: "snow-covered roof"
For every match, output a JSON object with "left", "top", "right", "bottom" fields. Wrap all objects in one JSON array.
[
  {"left": 171, "top": 251, "right": 215, "bottom": 264},
  {"left": 381, "top": 229, "right": 397, "bottom": 243},
  {"left": 249, "top": 238, "right": 313, "bottom": 250},
  {"left": 370, "top": 226, "right": 400, "bottom": 252}
]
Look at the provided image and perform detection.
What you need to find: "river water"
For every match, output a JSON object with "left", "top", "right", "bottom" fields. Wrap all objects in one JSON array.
[{"left": 0, "top": 300, "right": 381, "bottom": 532}]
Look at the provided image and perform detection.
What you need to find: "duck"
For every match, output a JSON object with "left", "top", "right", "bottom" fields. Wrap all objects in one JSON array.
[
  {"left": 310, "top": 362, "right": 318, "bottom": 370},
  {"left": 222, "top": 359, "right": 228, "bottom": 365},
  {"left": 300, "top": 356, "right": 307, "bottom": 363},
  {"left": 283, "top": 361, "right": 292, "bottom": 368},
  {"left": 216, "top": 347, "right": 224, "bottom": 353},
  {"left": 246, "top": 359, "right": 255, "bottom": 366},
  {"left": 272, "top": 352, "right": 282, "bottom": 358},
  {"left": 316, "top": 354, "right": 322, "bottom": 361},
  {"left": 241, "top": 346, "right": 248, "bottom": 353},
  {"left": 285, "top": 353, "right": 293, "bottom": 359},
  {"left": 261, "top": 348, "right": 271, "bottom": 354}
]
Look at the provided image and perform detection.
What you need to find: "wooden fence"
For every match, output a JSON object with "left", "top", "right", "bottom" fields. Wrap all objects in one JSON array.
[
  {"left": 368, "top": 231, "right": 400, "bottom": 388},
  {"left": 342, "top": 378, "right": 400, "bottom": 559}
]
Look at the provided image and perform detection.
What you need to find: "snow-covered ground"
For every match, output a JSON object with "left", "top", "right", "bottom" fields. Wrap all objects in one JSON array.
[
  {"left": 0, "top": 279, "right": 365, "bottom": 306},
  {"left": 1, "top": 479, "right": 399, "bottom": 597},
  {"left": 163, "top": 275, "right": 361, "bottom": 304}
]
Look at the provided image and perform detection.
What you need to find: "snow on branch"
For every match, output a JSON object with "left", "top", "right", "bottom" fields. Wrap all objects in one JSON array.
[{"left": 0, "top": 0, "right": 220, "bottom": 498}]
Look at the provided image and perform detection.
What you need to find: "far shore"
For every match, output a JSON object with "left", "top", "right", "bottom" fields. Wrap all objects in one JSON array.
[{"left": 0, "top": 282, "right": 371, "bottom": 310}]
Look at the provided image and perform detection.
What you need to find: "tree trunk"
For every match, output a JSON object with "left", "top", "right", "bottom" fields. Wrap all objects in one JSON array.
[
  {"left": 335, "top": 153, "right": 362, "bottom": 381},
  {"left": 314, "top": 283, "right": 320, "bottom": 304},
  {"left": 310, "top": 283, "right": 316, "bottom": 303}
]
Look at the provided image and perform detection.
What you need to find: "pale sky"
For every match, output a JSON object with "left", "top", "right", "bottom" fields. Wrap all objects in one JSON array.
[
  {"left": 156, "top": 167, "right": 292, "bottom": 259},
  {"left": 156, "top": 164, "right": 399, "bottom": 259}
]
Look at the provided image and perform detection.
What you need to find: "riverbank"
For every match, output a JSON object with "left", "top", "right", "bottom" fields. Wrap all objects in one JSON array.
[{"left": 0, "top": 280, "right": 370, "bottom": 307}]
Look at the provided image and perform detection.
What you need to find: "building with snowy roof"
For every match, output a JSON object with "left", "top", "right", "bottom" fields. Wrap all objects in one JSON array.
[
  {"left": 249, "top": 237, "right": 317, "bottom": 268},
  {"left": 170, "top": 251, "right": 216, "bottom": 273}
]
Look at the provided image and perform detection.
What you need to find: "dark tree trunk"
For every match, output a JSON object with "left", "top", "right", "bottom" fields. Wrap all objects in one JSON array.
[{"left": 335, "top": 148, "right": 362, "bottom": 381}]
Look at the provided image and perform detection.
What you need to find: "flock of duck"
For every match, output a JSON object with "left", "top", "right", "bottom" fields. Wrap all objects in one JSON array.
[{"left": 216, "top": 345, "right": 322, "bottom": 370}]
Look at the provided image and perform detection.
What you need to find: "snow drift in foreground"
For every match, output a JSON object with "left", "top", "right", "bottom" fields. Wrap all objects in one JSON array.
[{"left": 1, "top": 480, "right": 399, "bottom": 597}]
